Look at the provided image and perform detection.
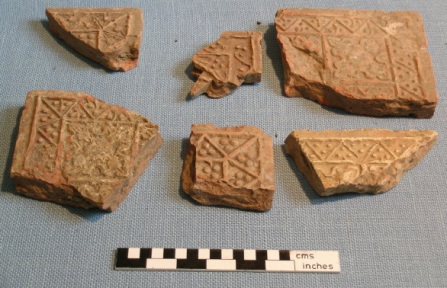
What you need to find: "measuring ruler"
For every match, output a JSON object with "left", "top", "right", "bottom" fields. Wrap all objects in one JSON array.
[{"left": 115, "top": 248, "right": 340, "bottom": 273}]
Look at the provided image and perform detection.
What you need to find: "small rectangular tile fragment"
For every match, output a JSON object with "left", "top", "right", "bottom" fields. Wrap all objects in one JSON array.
[
  {"left": 275, "top": 9, "right": 438, "bottom": 118},
  {"left": 182, "top": 124, "right": 275, "bottom": 211}
]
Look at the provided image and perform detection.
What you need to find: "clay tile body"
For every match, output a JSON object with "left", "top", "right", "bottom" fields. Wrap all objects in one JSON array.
[
  {"left": 182, "top": 124, "right": 275, "bottom": 211},
  {"left": 275, "top": 9, "right": 438, "bottom": 118},
  {"left": 46, "top": 8, "right": 143, "bottom": 71},
  {"left": 285, "top": 129, "right": 437, "bottom": 196},
  {"left": 10, "top": 90, "right": 163, "bottom": 211},
  {"left": 190, "top": 32, "right": 263, "bottom": 98}
]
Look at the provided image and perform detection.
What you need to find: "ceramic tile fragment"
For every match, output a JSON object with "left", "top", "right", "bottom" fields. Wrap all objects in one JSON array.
[
  {"left": 46, "top": 7, "right": 143, "bottom": 71},
  {"left": 190, "top": 32, "right": 262, "bottom": 98},
  {"left": 10, "top": 90, "right": 163, "bottom": 211},
  {"left": 275, "top": 9, "right": 438, "bottom": 118},
  {"left": 182, "top": 124, "right": 274, "bottom": 211},
  {"left": 285, "top": 129, "right": 437, "bottom": 196}
]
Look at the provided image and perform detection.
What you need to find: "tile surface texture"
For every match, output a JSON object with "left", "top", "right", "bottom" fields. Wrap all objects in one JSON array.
[
  {"left": 182, "top": 124, "right": 274, "bottom": 211},
  {"left": 190, "top": 32, "right": 262, "bottom": 98},
  {"left": 275, "top": 9, "right": 438, "bottom": 118},
  {"left": 10, "top": 90, "right": 163, "bottom": 211},
  {"left": 285, "top": 129, "right": 437, "bottom": 196},
  {"left": 46, "top": 8, "right": 143, "bottom": 71}
]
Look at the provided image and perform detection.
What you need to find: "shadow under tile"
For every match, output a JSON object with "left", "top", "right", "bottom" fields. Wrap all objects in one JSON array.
[
  {"left": 264, "top": 24, "right": 285, "bottom": 96},
  {"left": 1, "top": 106, "right": 23, "bottom": 195},
  {"left": 174, "top": 58, "right": 195, "bottom": 102}
]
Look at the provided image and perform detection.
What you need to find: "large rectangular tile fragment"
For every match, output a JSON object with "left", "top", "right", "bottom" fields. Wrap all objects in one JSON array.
[
  {"left": 182, "top": 124, "right": 275, "bottom": 211},
  {"left": 190, "top": 32, "right": 262, "bottom": 98},
  {"left": 46, "top": 8, "right": 143, "bottom": 71},
  {"left": 10, "top": 90, "right": 163, "bottom": 211},
  {"left": 275, "top": 9, "right": 438, "bottom": 118},
  {"left": 285, "top": 129, "right": 437, "bottom": 196}
]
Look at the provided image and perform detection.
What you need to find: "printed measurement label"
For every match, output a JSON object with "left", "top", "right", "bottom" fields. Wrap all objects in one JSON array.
[
  {"left": 291, "top": 250, "right": 340, "bottom": 272},
  {"left": 115, "top": 248, "right": 340, "bottom": 273}
]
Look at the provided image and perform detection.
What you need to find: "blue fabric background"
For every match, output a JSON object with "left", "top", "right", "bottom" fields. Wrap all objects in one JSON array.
[{"left": 1, "top": 0, "right": 446, "bottom": 287}]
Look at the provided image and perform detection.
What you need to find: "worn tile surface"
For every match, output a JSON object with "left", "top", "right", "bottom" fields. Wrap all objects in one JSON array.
[
  {"left": 46, "top": 8, "right": 143, "bottom": 71},
  {"left": 285, "top": 129, "right": 437, "bottom": 196},
  {"left": 10, "top": 90, "right": 163, "bottom": 211},
  {"left": 182, "top": 124, "right": 274, "bottom": 211},
  {"left": 275, "top": 9, "right": 438, "bottom": 118},
  {"left": 190, "top": 32, "right": 262, "bottom": 98}
]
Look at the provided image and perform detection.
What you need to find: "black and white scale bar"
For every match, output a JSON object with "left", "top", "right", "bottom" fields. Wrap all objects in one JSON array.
[{"left": 115, "top": 248, "right": 340, "bottom": 273}]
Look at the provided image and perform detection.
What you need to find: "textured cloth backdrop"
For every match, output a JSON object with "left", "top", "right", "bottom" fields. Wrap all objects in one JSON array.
[{"left": 1, "top": 0, "right": 446, "bottom": 287}]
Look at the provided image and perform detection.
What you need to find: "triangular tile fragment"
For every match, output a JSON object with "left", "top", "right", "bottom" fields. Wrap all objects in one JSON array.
[
  {"left": 182, "top": 124, "right": 274, "bottom": 211},
  {"left": 189, "top": 32, "right": 262, "bottom": 98},
  {"left": 285, "top": 129, "right": 437, "bottom": 196},
  {"left": 46, "top": 8, "right": 143, "bottom": 71},
  {"left": 275, "top": 9, "right": 438, "bottom": 118},
  {"left": 10, "top": 90, "right": 163, "bottom": 211}
]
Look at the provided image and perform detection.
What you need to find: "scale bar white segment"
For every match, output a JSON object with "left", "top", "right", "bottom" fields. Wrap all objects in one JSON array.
[
  {"left": 244, "top": 249, "right": 256, "bottom": 260},
  {"left": 206, "top": 259, "right": 236, "bottom": 270},
  {"left": 146, "top": 259, "right": 177, "bottom": 270},
  {"left": 151, "top": 248, "right": 164, "bottom": 259},
  {"left": 265, "top": 260, "right": 295, "bottom": 271},
  {"left": 267, "top": 250, "right": 279, "bottom": 260},
  {"left": 198, "top": 249, "right": 210, "bottom": 259},
  {"left": 221, "top": 249, "right": 233, "bottom": 259},
  {"left": 127, "top": 248, "right": 140, "bottom": 259},
  {"left": 175, "top": 248, "right": 187, "bottom": 259}
]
